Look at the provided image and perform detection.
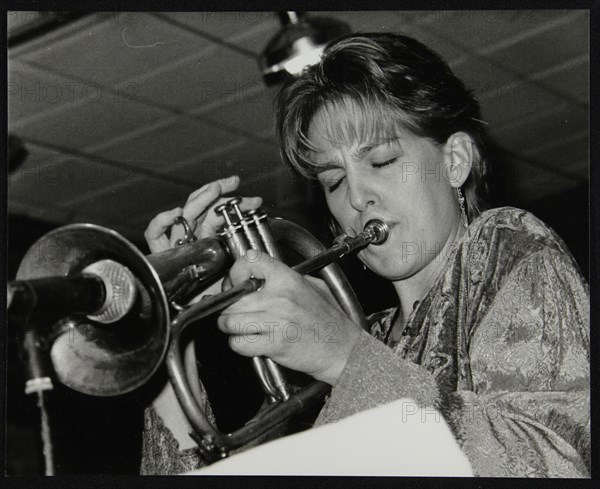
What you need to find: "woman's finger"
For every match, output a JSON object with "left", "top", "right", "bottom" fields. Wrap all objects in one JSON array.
[
  {"left": 145, "top": 176, "right": 264, "bottom": 252},
  {"left": 186, "top": 175, "right": 240, "bottom": 203},
  {"left": 217, "top": 314, "right": 277, "bottom": 357},
  {"left": 182, "top": 176, "right": 240, "bottom": 223},
  {"left": 144, "top": 207, "right": 183, "bottom": 253},
  {"left": 168, "top": 176, "right": 240, "bottom": 245}
]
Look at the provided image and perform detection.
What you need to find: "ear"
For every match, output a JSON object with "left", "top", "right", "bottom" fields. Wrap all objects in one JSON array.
[{"left": 443, "top": 132, "right": 475, "bottom": 188}]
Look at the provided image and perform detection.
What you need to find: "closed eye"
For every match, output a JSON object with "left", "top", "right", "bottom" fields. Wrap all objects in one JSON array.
[
  {"left": 372, "top": 157, "right": 398, "bottom": 168},
  {"left": 319, "top": 169, "right": 345, "bottom": 193},
  {"left": 320, "top": 157, "right": 397, "bottom": 193},
  {"left": 327, "top": 176, "right": 345, "bottom": 193}
]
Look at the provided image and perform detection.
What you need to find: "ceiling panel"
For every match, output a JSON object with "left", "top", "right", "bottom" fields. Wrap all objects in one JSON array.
[
  {"left": 404, "top": 10, "right": 571, "bottom": 51},
  {"left": 198, "top": 85, "right": 277, "bottom": 138},
  {"left": 324, "top": 10, "right": 419, "bottom": 31},
  {"left": 9, "top": 14, "right": 106, "bottom": 58},
  {"left": 8, "top": 144, "right": 140, "bottom": 208},
  {"left": 66, "top": 177, "right": 192, "bottom": 226},
  {"left": 534, "top": 56, "right": 589, "bottom": 104},
  {"left": 397, "top": 24, "right": 468, "bottom": 65},
  {"left": 521, "top": 132, "right": 588, "bottom": 173},
  {"left": 449, "top": 57, "right": 522, "bottom": 107},
  {"left": 493, "top": 103, "right": 587, "bottom": 161},
  {"left": 411, "top": 11, "right": 589, "bottom": 110},
  {"left": 480, "top": 82, "right": 571, "bottom": 130},
  {"left": 159, "top": 11, "right": 279, "bottom": 54},
  {"left": 323, "top": 11, "right": 467, "bottom": 64},
  {"left": 130, "top": 46, "right": 261, "bottom": 112},
  {"left": 225, "top": 17, "right": 281, "bottom": 55},
  {"left": 83, "top": 115, "right": 236, "bottom": 172},
  {"left": 6, "top": 9, "right": 589, "bottom": 236},
  {"left": 169, "top": 138, "right": 281, "bottom": 184},
  {"left": 7, "top": 60, "right": 99, "bottom": 124},
  {"left": 482, "top": 12, "right": 588, "bottom": 77},
  {"left": 20, "top": 13, "right": 213, "bottom": 87},
  {"left": 10, "top": 77, "right": 171, "bottom": 149}
]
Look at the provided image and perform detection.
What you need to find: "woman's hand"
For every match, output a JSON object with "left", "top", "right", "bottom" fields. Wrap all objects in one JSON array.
[
  {"left": 217, "top": 255, "right": 363, "bottom": 386},
  {"left": 144, "top": 175, "right": 262, "bottom": 253}
]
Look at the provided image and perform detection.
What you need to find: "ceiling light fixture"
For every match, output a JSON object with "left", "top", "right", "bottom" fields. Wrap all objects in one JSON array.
[{"left": 260, "top": 11, "right": 351, "bottom": 85}]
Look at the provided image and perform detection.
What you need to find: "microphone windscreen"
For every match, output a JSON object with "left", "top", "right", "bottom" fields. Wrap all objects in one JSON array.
[{"left": 82, "top": 259, "right": 137, "bottom": 324}]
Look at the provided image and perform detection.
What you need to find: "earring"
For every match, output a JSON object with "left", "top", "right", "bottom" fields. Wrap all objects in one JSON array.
[{"left": 457, "top": 188, "right": 468, "bottom": 228}]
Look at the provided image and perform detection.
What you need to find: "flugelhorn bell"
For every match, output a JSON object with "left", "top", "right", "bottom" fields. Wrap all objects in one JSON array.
[{"left": 12, "top": 224, "right": 170, "bottom": 396}]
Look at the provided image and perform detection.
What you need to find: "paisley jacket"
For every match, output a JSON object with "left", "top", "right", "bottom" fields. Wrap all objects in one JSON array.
[{"left": 315, "top": 207, "right": 590, "bottom": 477}]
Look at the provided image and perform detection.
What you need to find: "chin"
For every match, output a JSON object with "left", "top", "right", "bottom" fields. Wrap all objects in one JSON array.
[
  {"left": 358, "top": 245, "right": 422, "bottom": 281},
  {"left": 359, "top": 250, "right": 415, "bottom": 281}
]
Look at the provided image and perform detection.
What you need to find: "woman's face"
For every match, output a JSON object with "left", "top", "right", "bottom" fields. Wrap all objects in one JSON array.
[{"left": 307, "top": 100, "right": 465, "bottom": 282}]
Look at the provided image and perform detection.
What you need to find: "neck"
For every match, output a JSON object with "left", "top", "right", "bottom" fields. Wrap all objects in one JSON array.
[{"left": 392, "top": 218, "right": 466, "bottom": 325}]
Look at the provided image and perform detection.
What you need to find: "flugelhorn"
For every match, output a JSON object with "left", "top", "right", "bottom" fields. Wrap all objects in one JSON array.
[{"left": 8, "top": 199, "right": 389, "bottom": 462}]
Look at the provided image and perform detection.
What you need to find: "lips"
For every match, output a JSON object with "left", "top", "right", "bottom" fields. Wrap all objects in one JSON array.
[
  {"left": 361, "top": 219, "right": 396, "bottom": 236},
  {"left": 361, "top": 219, "right": 395, "bottom": 250},
  {"left": 360, "top": 217, "right": 394, "bottom": 232}
]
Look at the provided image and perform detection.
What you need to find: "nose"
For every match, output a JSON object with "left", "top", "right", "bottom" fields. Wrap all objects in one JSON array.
[{"left": 347, "top": 171, "right": 376, "bottom": 212}]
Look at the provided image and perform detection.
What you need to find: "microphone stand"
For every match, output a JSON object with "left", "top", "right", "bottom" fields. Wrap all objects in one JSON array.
[{"left": 9, "top": 297, "right": 56, "bottom": 476}]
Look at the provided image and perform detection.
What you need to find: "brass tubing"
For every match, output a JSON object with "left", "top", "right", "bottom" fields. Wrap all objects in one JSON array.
[
  {"left": 248, "top": 210, "right": 284, "bottom": 261},
  {"left": 221, "top": 226, "right": 251, "bottom": 261},
  {"left": 146, "top": 237, "right": 230, "bottom": 293},
  {"left": 241, "top": 210, "right": 291, "bottom": 402},
  {"left": 251, "top": 357, "right": 279, "bottom": 404},
  {"left": 263, "top": 358, "right": 290, "bottom": 402},
  {"left": 228, "top": 380, "right": 330, "bottom": 448},
  {"left": 229, "top": 199, "right": 266, "bottom": 254},
  {"left": 218, "top": 202, "right": 284, "bottom": 402},
  {"left": 167, "top": 219, "right": 387, "bottom": 455},
  {"left": 225, "top": 201, "right": 290, "bottom": 402}
]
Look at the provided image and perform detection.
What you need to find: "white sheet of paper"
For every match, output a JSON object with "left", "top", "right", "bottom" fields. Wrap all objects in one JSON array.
[{"left": 185, "top": 398, "right": 473, "bottom": 476}]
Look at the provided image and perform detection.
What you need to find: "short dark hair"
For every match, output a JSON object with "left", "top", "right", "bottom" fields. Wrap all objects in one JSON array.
[{"left": 276, "top": 33, "right": 490, "bottom": 221}]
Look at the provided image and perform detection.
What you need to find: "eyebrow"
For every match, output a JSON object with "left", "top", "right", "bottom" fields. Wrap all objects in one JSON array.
[
  {"left": 313, "top": 138, "right": 401, "bottom": 172},
  {"left": 351, "top": 145, "right": 374, "bottom": 160}
]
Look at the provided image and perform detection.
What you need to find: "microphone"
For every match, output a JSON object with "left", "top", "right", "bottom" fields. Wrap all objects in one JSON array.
[
  {"left": 9, "top": 223, "right": 171, "bottom": 398},
  {"left": 8, "top": 259, "right": 137, "bottom": 324},
  {"left": 9, "top": 259, "right": 138, "bottom": 396}
]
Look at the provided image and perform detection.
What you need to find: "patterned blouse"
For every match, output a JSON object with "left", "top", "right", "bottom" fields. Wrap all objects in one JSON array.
[
  {"left": 315, "top": 207, "right": 590, "bottom": 477},
  {"left": 141, "top": 207, "right": 590, "bottom": 477}
]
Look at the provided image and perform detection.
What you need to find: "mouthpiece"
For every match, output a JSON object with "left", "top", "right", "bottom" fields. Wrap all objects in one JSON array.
[{"left": 363, "top": 219, "right": 389, "bottom": 245}]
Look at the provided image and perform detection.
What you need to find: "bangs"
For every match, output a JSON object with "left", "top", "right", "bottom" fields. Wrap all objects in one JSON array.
[{"left": 294, "top": 95, "right": 417, "bottom": 177}]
